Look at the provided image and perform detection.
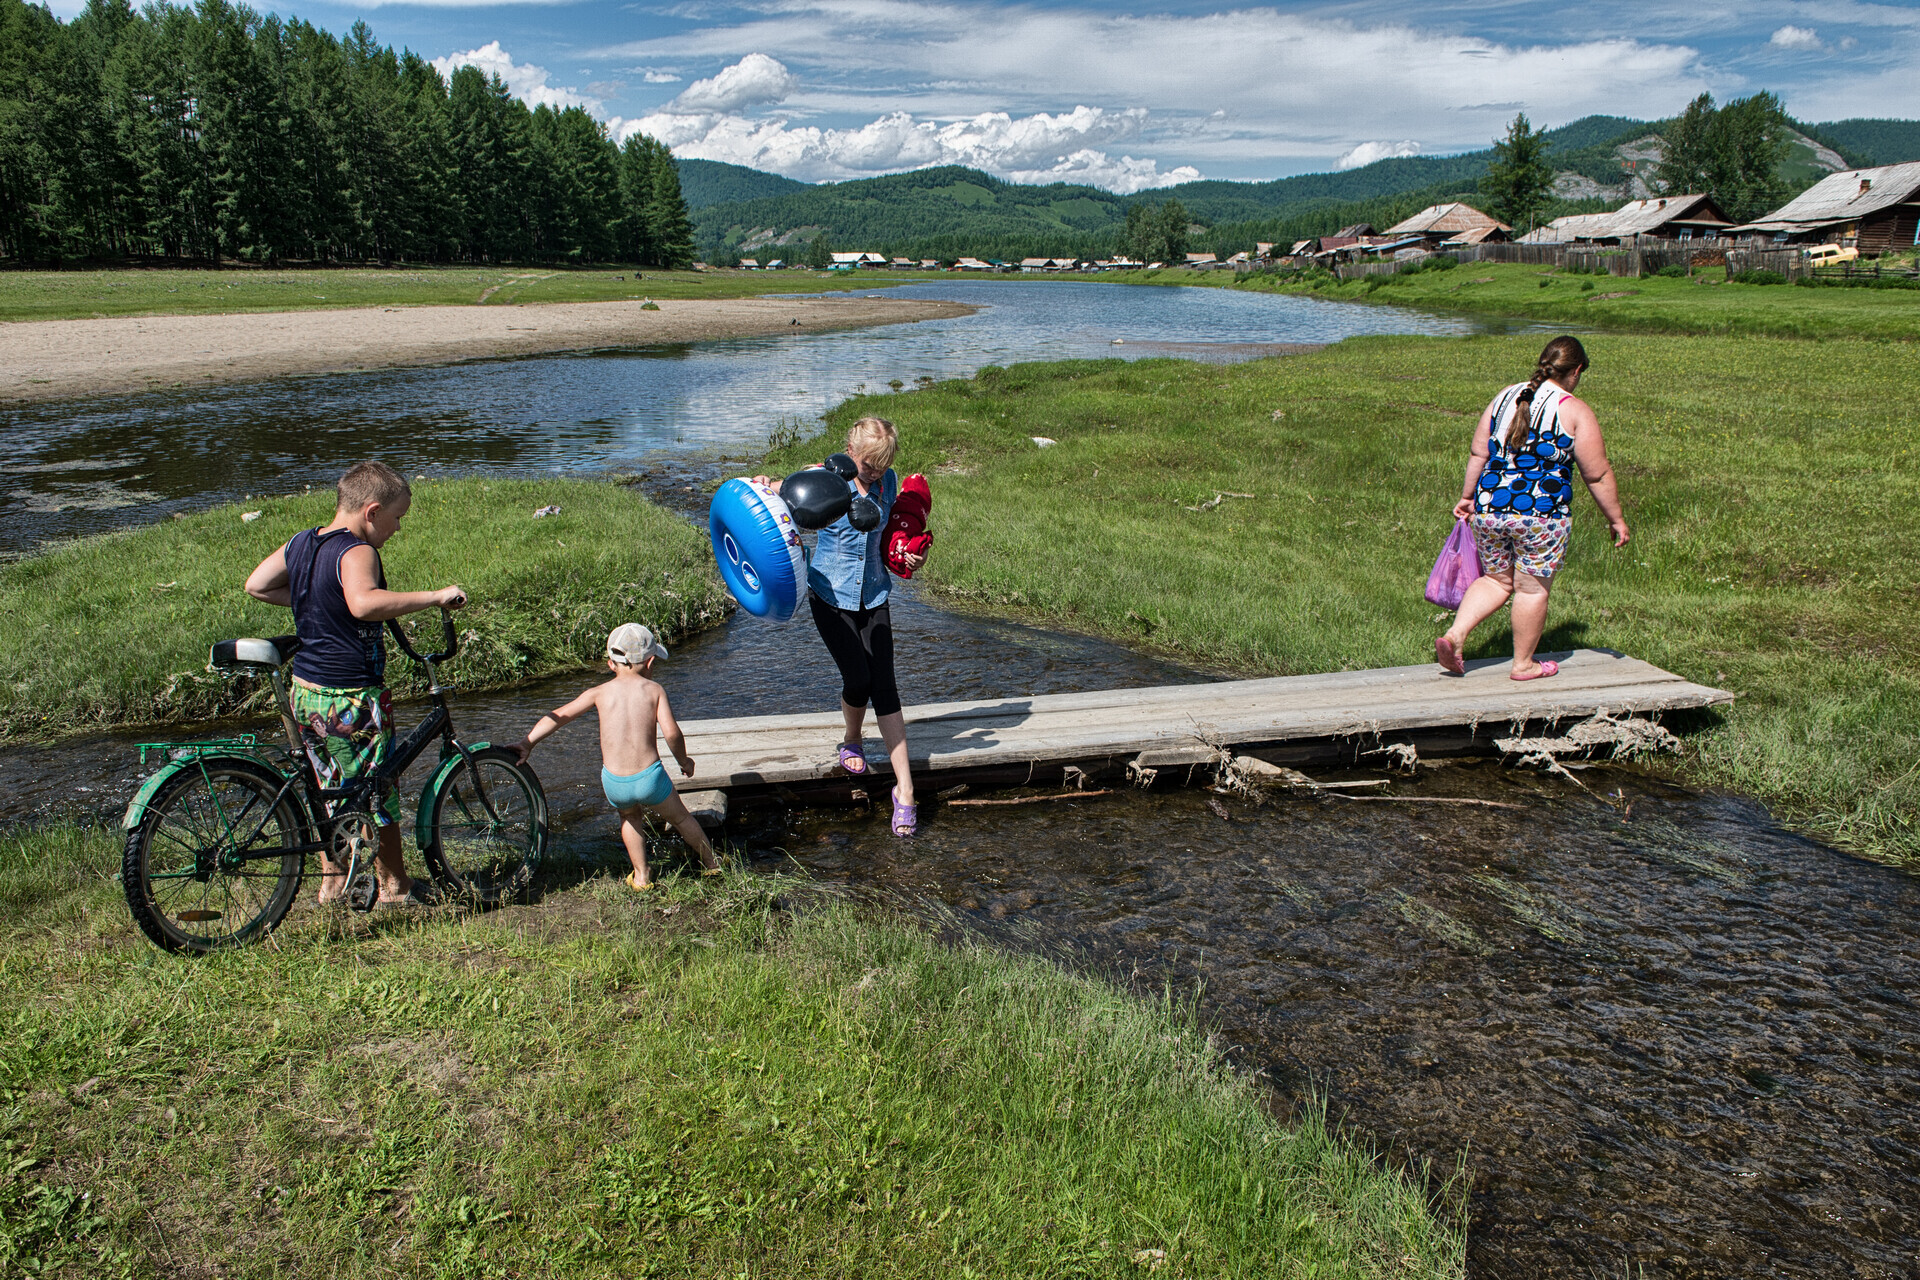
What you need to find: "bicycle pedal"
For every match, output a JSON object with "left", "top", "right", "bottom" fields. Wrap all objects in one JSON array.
[{"left": 347, "top": 874, "right": 381, "bottom": 914}]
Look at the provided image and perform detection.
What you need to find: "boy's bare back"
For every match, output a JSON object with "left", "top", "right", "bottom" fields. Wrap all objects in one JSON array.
[{"left": 585, "top": 670, "right": 668, "bottom": 775}]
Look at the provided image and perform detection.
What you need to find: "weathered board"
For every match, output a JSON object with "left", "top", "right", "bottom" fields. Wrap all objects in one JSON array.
[{"left": 673, "top": 648, "right": 1731, "bottom": 798}]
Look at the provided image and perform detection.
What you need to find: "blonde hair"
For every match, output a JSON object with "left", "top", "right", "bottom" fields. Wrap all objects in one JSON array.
[
  {"left": 846, "top": 416, "right": 898, "bottom": 469},
  {"left": 336, "top": 461, "right": 410, "bottom": 514}
]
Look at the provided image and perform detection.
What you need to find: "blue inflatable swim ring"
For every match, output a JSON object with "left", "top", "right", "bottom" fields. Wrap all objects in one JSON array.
[{"left": 709, "top": 478, "right": 807, "bottom": 620}]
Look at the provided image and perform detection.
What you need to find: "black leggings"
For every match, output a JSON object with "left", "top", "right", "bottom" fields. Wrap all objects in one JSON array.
[{"left": 809, "top": 593, "right": 901, "bottom": 718}]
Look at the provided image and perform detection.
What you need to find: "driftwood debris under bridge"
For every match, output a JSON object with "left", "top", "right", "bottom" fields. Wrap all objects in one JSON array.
[{"left": 672, "top": 648, "right": 1732, "bottom": 801}]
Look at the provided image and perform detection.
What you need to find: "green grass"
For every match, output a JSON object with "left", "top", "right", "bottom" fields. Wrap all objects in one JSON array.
[
  {"left": 774, "top": 337, "right": 1920, "bottom": 864},
  {"left": 0, "top": 823, "right": 1463, "bottom": 1277},
  {"left": 1104, "top": 262, "right": 1920, "bottom": 341},
  {"left": 0, "top": 266, "right": 956, "bottom": 324},
  {"left": 0, "top": 479, "right": 732, "bottom": 740}
]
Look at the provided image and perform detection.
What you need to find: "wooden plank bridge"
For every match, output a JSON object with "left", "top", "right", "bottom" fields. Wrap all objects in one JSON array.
[{"left": 675, "top": 648, "right": 1731, "bottom": 803}]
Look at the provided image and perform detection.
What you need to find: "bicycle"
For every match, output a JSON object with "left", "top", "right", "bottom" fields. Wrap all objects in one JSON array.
[{"left": 121, "top": 610, "right": 548, "bottom": 954}]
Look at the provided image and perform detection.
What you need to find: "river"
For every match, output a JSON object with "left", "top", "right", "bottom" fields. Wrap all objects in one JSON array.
[
  {"left": 2, "top": 281, "right": 1915, "bottom": 1276},
  {"left": 0, "top": 279, "right": 1490, "bottom": 556}
]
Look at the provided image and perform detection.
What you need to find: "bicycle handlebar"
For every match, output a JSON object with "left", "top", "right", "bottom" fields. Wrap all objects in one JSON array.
[{"left": 387, "top": 609, "right": 460, "bottom": 668}]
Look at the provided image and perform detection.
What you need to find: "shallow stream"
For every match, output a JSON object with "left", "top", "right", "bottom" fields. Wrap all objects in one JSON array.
[
  {"left": 4, "top": 283, "right": 1915, "bottom": 1275},
  {"left": 9, "top": 585, "right": 1917, "bottom": 1277}
]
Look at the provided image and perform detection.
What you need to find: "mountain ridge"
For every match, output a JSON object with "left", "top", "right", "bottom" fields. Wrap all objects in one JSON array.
[{"left": 686, "top": 113, "right": 1913, "bottom": 261}]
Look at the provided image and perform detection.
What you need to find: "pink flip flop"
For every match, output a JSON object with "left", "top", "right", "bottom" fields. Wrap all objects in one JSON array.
[
  {"left": 1434, "top": 635, "right": 1465, "bottom": 675},
  {"left": 1510, "top": 660, "right": 1559, "bottom": 682},
  {"left": 837, "top": 742, "right": 869, "bottom": 775},
  {"left": 890, "top": 787, "right": 918, "bottom": 838}
]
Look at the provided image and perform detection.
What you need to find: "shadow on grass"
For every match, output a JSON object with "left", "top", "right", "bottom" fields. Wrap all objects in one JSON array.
[{"left": 1463, "top": 617, "right": 1591, "bottom": 661}]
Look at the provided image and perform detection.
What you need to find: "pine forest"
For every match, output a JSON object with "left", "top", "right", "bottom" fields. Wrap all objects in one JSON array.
[{"left": 0, "top": 0, "right": 697, "bottom": 266}]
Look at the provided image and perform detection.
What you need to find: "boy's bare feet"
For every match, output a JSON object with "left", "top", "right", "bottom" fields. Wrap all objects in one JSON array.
[
  {"left": 316, "top": 861, "right": 348, "bottom": 905},
  {"left": 376, "top": 879, "right": 436, "bottom": 908}
]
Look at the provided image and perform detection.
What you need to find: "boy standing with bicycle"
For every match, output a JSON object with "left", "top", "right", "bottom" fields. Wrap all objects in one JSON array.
[{"left": 244, "top": 461, "right": 468, "bottom": 908}]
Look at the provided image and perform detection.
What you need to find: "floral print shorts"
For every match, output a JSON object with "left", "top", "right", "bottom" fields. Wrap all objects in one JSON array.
[{"left": 1468, "top": 513, "right": 1572, "bottom": 580}]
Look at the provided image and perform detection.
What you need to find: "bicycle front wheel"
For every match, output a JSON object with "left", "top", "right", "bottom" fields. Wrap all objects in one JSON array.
[
  {"left": 424, "top": 747, "right": 547, "bottom": 905},
  {"left": 123, "top": 757, "right": 308, "bottom": 954}
]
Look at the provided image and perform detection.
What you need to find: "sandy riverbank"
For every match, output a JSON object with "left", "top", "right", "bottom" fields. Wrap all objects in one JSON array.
[{"left": 1, "top": 295, "right": 975, "bottom": 403}]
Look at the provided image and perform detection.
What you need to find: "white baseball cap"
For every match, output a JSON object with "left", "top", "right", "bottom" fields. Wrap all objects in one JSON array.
[{"left": 607, "top": 623, "right": 668, "bottom": 666}]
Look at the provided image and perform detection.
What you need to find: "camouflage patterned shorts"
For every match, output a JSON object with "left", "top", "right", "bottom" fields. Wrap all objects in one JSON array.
[{"left": 291, "top": 682, "right": 402, "bottom": 825}]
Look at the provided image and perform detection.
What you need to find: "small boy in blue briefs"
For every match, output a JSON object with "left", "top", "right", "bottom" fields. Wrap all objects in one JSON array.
[{"left": 511, "top": 624, "right": 719, "bottom": 889}]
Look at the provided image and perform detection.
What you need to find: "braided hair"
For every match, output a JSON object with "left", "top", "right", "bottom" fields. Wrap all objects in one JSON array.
[{"left": 1504, "top": 336, "right": 1589, "bottom": 452}]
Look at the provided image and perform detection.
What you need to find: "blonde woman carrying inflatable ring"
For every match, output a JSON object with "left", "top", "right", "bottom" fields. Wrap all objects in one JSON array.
[
  {"left": 754, "top": 417, "right": 926, "bottom": 835},
  {"left": 1435, "top": 336, "right": 1630, "bottom": 682}
]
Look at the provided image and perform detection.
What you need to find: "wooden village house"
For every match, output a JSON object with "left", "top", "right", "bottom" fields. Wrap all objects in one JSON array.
[
  {"left": 1730, "top": 161, "right": 1920, "bottom": 255},
  {"left": 1383, "top": 203, "right": 1510, "bottom": 249},
  {"left": 1520, "top": 194, "right": 1733, "bottom": 245}
]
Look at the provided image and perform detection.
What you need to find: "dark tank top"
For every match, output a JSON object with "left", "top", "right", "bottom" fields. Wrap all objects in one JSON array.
[{"left": 286, "top": 527, "right": 385, "bottom": 687}]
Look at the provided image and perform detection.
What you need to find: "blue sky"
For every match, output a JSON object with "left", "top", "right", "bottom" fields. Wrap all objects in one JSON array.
[{"left": 54, "top": 0, "right": 1920, "bottom": 189}]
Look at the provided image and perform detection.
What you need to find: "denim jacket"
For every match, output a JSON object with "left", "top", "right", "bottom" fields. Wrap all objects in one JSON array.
[{"left": 807, "top": 469, "right": 897, "bottom": 610}]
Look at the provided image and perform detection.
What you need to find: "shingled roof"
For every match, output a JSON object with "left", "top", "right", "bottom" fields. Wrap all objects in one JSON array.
[
  {"left": 1385, "top": 202, "right": 1510, "bottom": 237},
  {"left": 1731, "top": 161, "right": 1920, "bottom": 232},
  {"left": 1534, "top": 193, "right": 1731, "bottom": 243}
]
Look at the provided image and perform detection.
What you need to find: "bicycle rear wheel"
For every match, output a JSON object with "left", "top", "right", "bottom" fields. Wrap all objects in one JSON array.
[
  {"left": 123, "top": 757, "right": 308, "bottom": 954},
  {"left": 424, "top": 747, "right": 546, "bottom": 905}
]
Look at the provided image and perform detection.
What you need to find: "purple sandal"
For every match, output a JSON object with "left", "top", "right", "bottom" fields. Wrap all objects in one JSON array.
[
  {"left": 890, "top": 787, "right": 918, "bottom": 838},
  {"left": 837, "top": 742, "right": 869, "bottom": 775}
]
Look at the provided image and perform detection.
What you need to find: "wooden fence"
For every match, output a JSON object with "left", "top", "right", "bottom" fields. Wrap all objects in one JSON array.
[
  {"left": 1332, "top": 259, "right": 1407, "bottom": 280},
  {"left": 1445, "top": 242, "right": 1569, "bottom": 267},
  {"left": 1328, "top": 240, "right": 1814, "bottom": 281},
  {"left": 1809, "top": 260, "right": 1920, "bottom": 283}
]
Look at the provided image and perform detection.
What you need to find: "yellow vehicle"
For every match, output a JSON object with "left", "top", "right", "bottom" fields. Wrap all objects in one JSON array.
[{"left": 1805, "top": 243, "right": 1860, "bottom": 266}]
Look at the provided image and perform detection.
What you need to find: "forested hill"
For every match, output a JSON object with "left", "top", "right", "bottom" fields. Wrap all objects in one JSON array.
[
  {"left": 691, "top": 109, "right": 1905, "bottom": 262},
  {"left": 678, "top": 160, "right": 811, "bottom": 210},
  {"left": 1812, "top": 119, "right": 1920, "bottom": 165},
  {"left": 692, "top": 166, "right": 1131, "bottom": 262},
  {"left": 690, "top": 115, "right": 1672, "bottom": 261}
]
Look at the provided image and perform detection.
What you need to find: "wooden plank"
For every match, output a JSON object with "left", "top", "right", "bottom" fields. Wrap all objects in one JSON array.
[{"left": 672, "top": 648, "right": 1731, "bottom": 794}]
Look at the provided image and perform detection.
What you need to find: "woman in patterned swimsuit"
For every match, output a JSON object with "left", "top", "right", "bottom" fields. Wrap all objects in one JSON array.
[{"left": 1434, "top": 335, "right": 1630, "bottom": 681}]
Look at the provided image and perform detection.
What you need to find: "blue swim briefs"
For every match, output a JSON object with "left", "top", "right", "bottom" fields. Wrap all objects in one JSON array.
[{"left": 602, "top": 760, "right": 674, "bottom": 810}]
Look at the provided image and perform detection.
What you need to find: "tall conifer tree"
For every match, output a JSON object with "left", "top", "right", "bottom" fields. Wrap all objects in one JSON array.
[
  {"left": 645, "top": 140, "right": 695, "bottom": 267},
  {"left": 616, "top": 133, "right": 657, "bottom": 263}
]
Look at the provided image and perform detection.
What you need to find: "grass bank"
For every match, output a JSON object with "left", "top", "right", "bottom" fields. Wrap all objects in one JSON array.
[
  {"left": 0, "top": 479, "right": 731, "bottom": 740},
  {"left": 0, "top": 266, "right": 952, "bottom": 324},
  {"left": 1105, "top": 262, "right": 1920, "bottom": 341},
  {"left": 0, "top": 823, "right": 1463, "bottom": 1277},
  {"left": 774, "top": 336, "right": 1920, "bottom": 865}
]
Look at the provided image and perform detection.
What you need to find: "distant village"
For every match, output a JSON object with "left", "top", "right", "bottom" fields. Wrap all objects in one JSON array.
[{"left": 732, "top": 160, "right": 1920, "bottom": 277}]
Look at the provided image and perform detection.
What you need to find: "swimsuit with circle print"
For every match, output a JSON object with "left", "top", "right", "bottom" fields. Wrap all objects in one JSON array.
[{"left": 1475, "top": 381, "right": 1575, "bottom": 518}]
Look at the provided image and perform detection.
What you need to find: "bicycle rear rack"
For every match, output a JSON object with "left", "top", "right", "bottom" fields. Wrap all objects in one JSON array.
[{"left": 136, "top": 734, "right": 266, "bottom": 767}]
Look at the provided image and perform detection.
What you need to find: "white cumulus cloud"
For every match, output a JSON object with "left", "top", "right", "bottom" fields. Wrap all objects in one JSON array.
[
  {"left": 430, "top": 42, "right": 599, "bottom": 113},
  {"left": 643, "top": 70, "right": 683, "bottom": 84},
  {"left": 594, "top": 2, "right": 1717, "bottom": 173},
  {"left": 617, "top": 55, "right": 1198, "bottom": 191},
  {"left": 668, "top": 52, "right": 797, "bottom": 113},
  {"left": 1770, "top": 25, "right": 1823, "bottom": 50},
  {"left": 1337, "top": 139, "right": 1421, "bottom": 170}
]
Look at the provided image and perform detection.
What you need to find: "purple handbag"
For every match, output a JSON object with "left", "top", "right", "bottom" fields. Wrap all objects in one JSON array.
[{"left": 1424, "top": 519, "right": 1481, "bottom": 610}]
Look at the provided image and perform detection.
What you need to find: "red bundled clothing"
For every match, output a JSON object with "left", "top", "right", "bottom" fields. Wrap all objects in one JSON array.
[{"left": 884, "top": 474, "right": 932, "bottom": 578}]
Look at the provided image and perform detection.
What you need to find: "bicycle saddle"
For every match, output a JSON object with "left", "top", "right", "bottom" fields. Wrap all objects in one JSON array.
[{"left": 210, "top": 635, "right": 302, "bottom": 670}]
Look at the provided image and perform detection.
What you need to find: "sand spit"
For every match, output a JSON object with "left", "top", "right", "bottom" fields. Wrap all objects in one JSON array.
[{"left": 2, "top": 295, "right": 976, "bottom": 403}]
